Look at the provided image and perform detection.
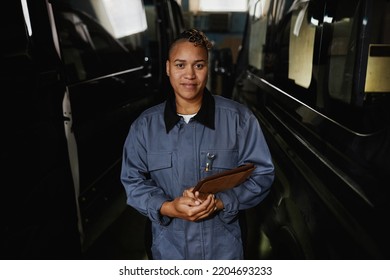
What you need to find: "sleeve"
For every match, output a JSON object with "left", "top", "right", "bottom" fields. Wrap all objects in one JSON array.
[
  {"left": 217, "top": 112, "right": 275, "bottom": 224},
  {"left": 120, "top": 118, "right": 172, "bottom": 226}
]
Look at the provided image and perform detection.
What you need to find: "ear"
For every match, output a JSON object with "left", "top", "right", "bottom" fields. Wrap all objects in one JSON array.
[{"left": 166, "top": 60, "right": 170, "bottom": 76}]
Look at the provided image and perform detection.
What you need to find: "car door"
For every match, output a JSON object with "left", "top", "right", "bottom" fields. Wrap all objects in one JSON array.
[{"left": 50, "top": 0, "right": 184, "bottom": 250}]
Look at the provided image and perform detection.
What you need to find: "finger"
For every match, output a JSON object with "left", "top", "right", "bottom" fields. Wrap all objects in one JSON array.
[
  {"left": 193, "top": 205, "right": 218, "bottom": 221},
  {"left": 201, "top": 202, "right": 217, "bottom": 215},
  {"left": 182, "top": 189, "right": 192, "bottom": 197},
  {"left": 187, "top": 197, "right": 201, "bottom": 207},
  {"left": 194, "top": 191, "right": 204, "bottom": 201},
  {"left": 179, "top": 196, "right": 201, "bottom": 208},
  {"left": 183, "top": 189, "right": 201, "bottom": 202}
]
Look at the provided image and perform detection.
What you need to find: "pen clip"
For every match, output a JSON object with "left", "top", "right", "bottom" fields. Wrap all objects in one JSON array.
[{"left": 205, "top": 153, "right": 216, "bottom": 172}]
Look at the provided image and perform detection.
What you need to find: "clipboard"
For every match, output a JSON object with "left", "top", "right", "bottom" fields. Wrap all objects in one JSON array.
[{"left": 192, "top": 163, "right": 256, "bottom": 198}]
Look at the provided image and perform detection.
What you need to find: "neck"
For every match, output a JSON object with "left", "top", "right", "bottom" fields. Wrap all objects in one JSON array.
[
  {"left": 176, "top": 105, "right": 200, "bottom": 115},
  {"left": 175, "top": 97, "right": 202, "bottom": 115}
]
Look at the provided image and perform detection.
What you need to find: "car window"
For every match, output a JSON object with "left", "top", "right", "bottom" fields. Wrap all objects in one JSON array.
[{"left": 52, "top": 0, "right": 151, "bottom": 84}]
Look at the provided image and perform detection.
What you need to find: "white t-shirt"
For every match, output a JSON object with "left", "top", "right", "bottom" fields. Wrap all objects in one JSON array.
[{"left": 178, "top": 113, "right": 196, "bottom": 123}]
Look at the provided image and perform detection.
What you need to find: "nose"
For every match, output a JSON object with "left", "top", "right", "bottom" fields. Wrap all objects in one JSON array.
[{"left": 184, "top": 66, "right": 195, "bottom": 79}]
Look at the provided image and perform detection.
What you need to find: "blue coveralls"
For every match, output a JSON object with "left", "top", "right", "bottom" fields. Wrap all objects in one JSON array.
[{"left": 121, "top": 90, "right": 274, "bottom": 259}]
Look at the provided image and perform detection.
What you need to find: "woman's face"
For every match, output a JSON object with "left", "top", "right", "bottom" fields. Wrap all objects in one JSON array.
[{"left": 166, "top": 41, "right": 208, "bottom": 104}]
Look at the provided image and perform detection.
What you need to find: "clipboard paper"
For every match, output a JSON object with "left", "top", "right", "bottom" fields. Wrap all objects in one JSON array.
[{"left": 192, "top": 163, "right": 256, "bottom": 197}]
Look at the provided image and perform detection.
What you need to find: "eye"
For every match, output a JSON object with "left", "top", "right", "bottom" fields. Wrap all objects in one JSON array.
[
  {"left": 175, "top": 63, "right": 184, "bottom": 69},
  {"left": 195, "top": 63, "right": 205, "bottom": 69}
]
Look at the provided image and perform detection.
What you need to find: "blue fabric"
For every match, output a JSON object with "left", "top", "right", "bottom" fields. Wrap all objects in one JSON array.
[{"left": 121, "top": 92, "right": 274, "bottom": 259}]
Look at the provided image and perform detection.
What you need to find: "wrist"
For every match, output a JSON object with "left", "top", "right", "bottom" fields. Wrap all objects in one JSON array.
[
  {"left": 216, "top": 198, "right": 224, "bottom": 211},
  {"left": 160, "top": 200, "right": 173, "bottom": 217}
]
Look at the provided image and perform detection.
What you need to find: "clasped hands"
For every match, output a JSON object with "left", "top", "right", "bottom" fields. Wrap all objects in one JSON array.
[{"left": 160, "top": 187, "right": 223, "bottom": 222}]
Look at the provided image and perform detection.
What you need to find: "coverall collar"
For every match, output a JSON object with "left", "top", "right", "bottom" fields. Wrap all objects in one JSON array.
[{"left": 164, "top": 88, "right": 215, "bottom": 133}]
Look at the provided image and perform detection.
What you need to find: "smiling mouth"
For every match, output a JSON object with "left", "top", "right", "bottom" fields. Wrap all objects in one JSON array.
[{"left": 181, "top": 83, "right": 197, "bottom": 88}]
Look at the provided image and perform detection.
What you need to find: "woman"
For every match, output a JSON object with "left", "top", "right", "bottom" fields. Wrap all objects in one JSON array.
[{"left": 121, "top": 28, "right": 274, "bottom": 259}]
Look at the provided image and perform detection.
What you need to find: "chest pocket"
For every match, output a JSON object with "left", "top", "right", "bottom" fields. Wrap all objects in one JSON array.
[{"left": 200, "top": 149, "right": 238, "bottom": 177}]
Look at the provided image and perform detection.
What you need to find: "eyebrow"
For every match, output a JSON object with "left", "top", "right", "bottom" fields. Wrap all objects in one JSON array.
[{"left": 173, "top": 59, "right": 207, "bottom": 63}]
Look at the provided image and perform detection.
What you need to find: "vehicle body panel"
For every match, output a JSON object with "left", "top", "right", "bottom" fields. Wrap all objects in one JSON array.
[{"left": 233, "top": 0, "right": 390, "bottom": 259}]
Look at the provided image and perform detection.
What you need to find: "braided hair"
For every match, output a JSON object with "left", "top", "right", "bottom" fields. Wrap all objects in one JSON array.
[{"left": 168, "top": 28, "right": 213, "bottom": 59}]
